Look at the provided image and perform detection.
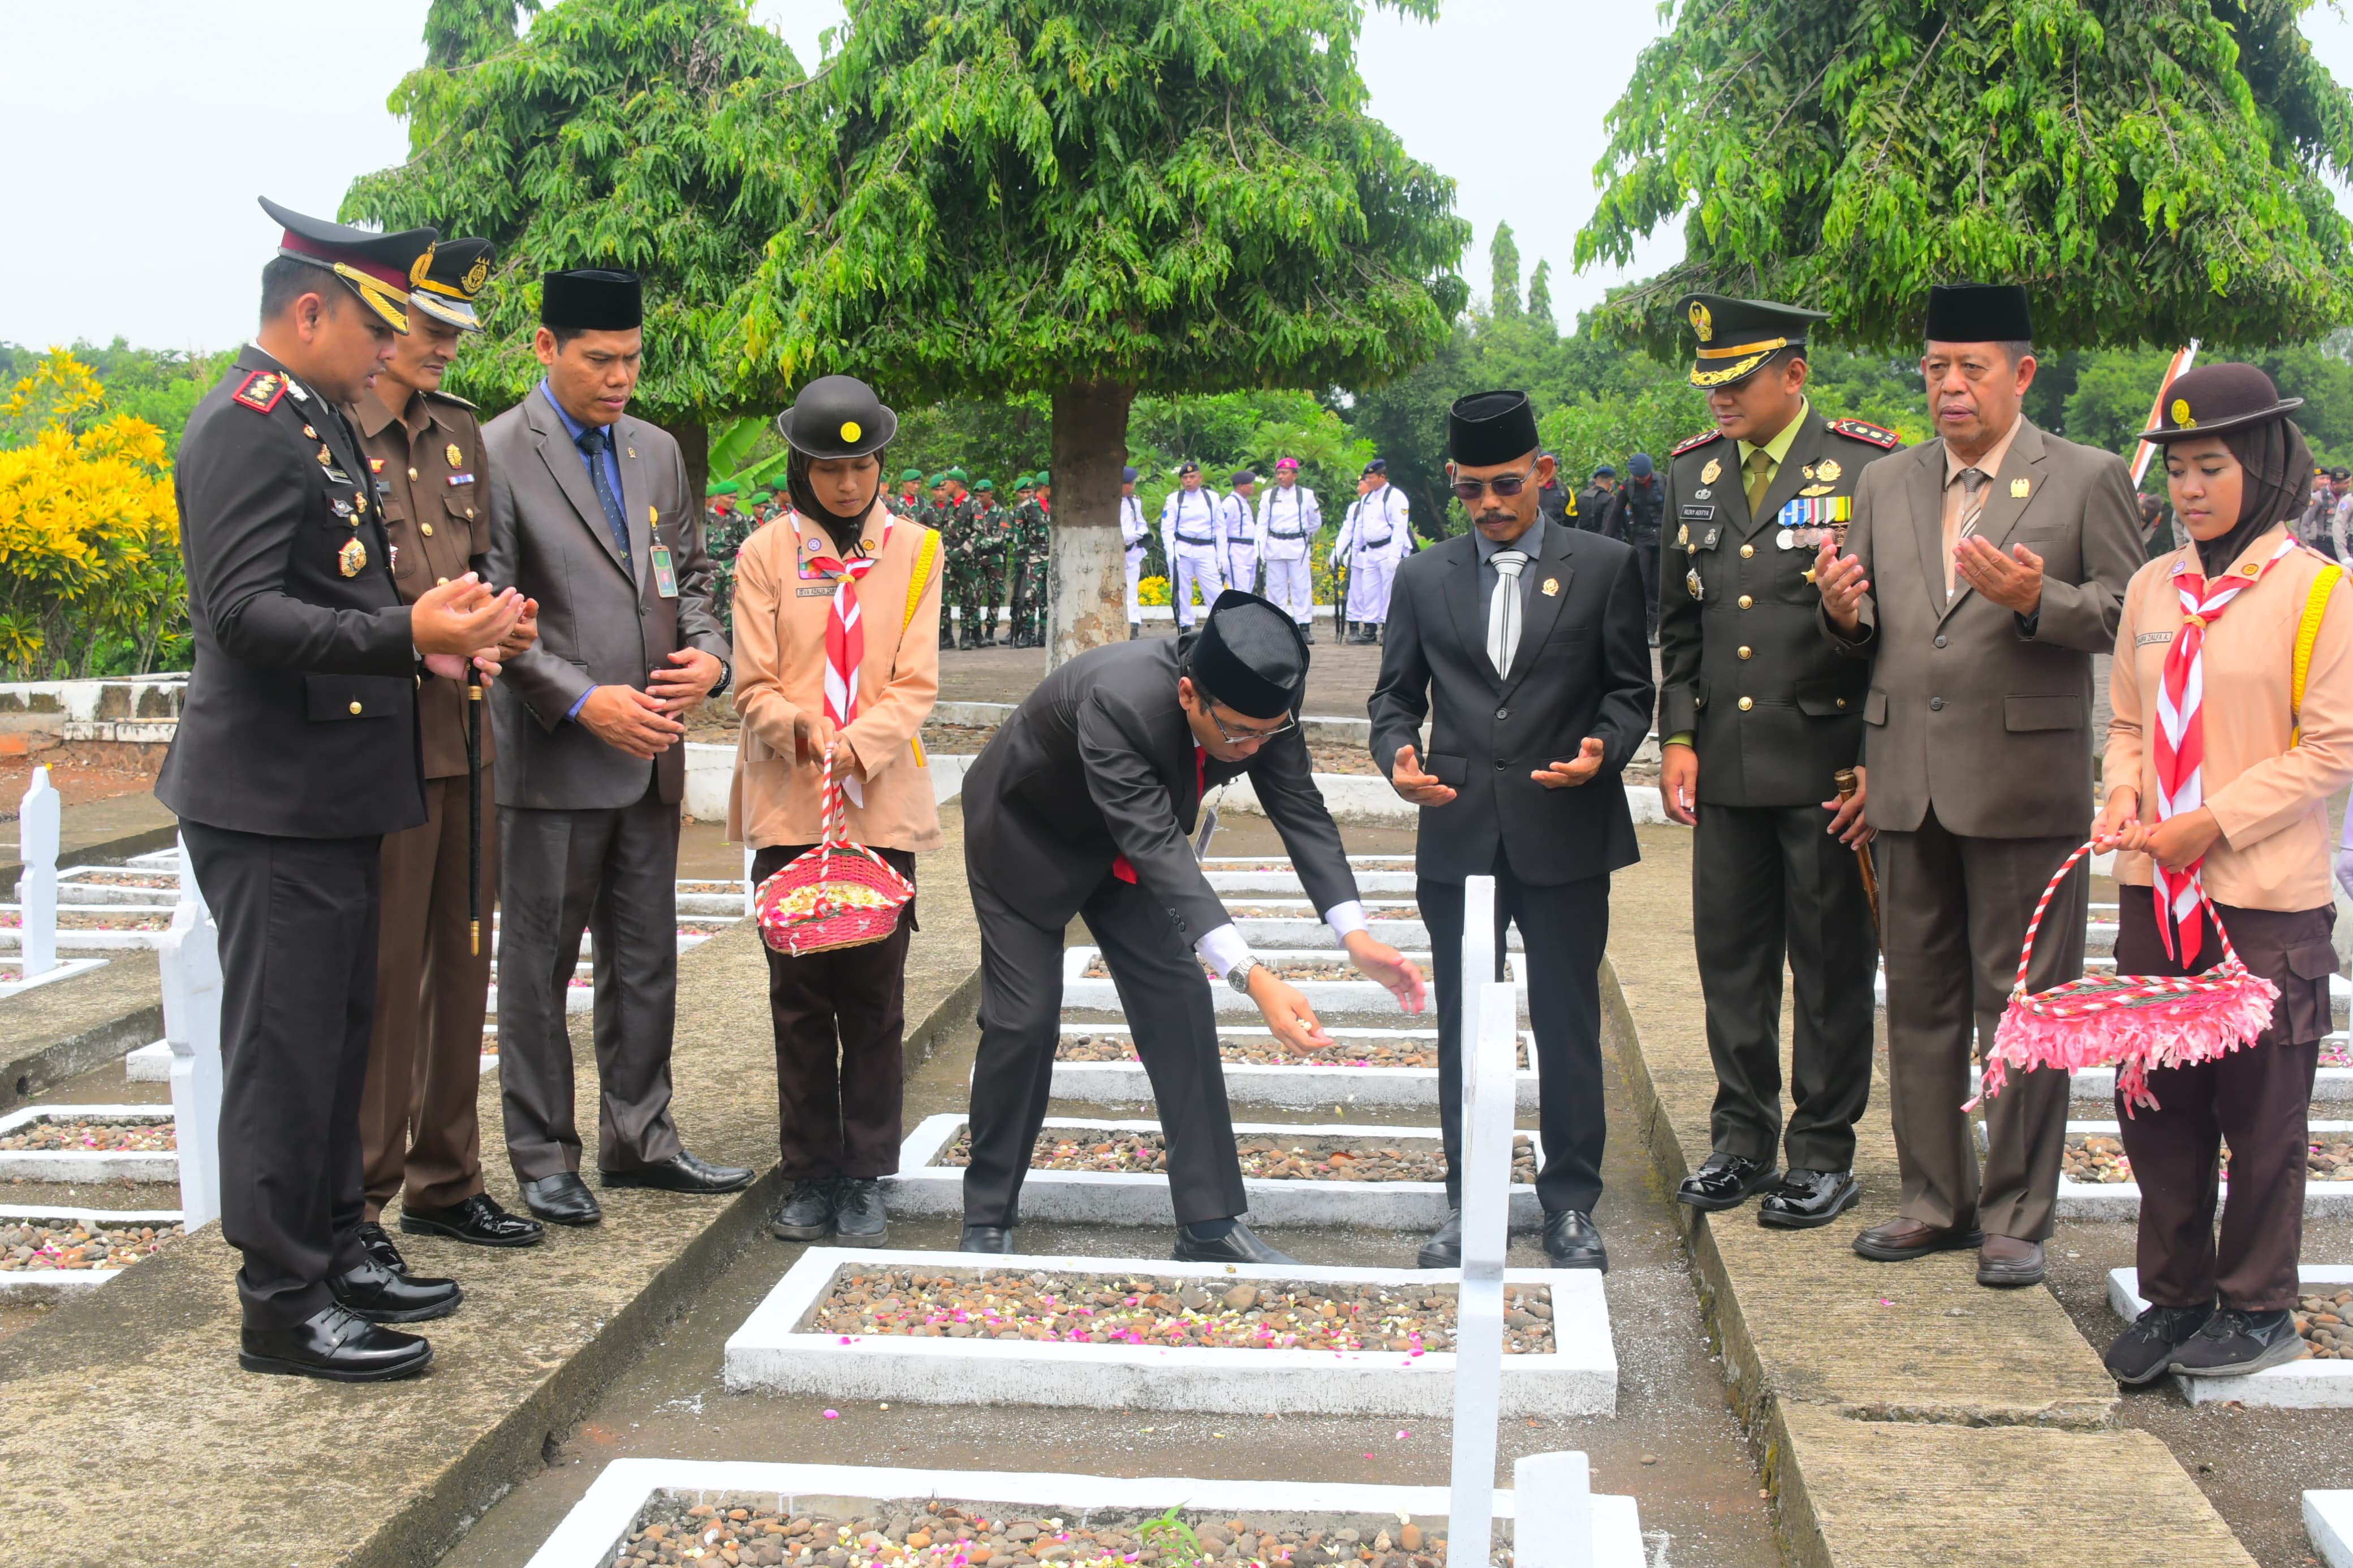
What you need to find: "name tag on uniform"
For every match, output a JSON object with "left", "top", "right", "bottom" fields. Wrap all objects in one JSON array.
[
  {"left": 796, "top": 585, "right": 835, "bottom": 598},
  {"left": 649, "top": 542, "right": 680, "bottom": 599},
  {"left": 2136, "top": 630, "right": 2175, "bottom": 646},
  {"left": 1680, "top": 504, "right": 1716, "bottom": 520}
]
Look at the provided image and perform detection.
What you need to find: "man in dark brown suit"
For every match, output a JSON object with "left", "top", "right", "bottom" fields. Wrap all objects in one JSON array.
[
  {"left": 350, "top": 240, "right": 545, "bottom": 1263},
  {"left": 1816, "top": 283, "right": 2143, "bottom": 1288}
]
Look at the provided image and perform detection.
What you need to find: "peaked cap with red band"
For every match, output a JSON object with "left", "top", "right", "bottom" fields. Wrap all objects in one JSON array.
[{"left": 260, "top": 196, "right": 436, "bottom": 334}]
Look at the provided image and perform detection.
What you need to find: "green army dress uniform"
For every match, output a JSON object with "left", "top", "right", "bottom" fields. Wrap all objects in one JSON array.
[{"left": 1656, "top": 292, "right": 1904, "bottom": 1217}]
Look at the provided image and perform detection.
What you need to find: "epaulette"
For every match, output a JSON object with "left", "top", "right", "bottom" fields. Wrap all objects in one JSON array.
[
  {"left": 421, "top": 387, "right": 478, "bottom": 410},
  {"left": 1671, "top": 429, "right": 1722, "bottom": 457},
  {"left": 230, "top": 369, "right": 288, "bottom": 414},
  {"left": 1828, "top": 418, "right": 1899, "bottom": 449}
]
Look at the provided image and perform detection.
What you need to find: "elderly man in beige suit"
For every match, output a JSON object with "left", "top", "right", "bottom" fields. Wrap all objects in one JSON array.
[{"left": 1815, "top": 283, "right": 2143, "bottom": 1288}]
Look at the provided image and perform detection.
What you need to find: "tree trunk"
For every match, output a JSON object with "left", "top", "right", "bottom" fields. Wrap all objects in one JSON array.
[
  {"left": 655, "top": 416, "right": 711, "bottom": 510},
  {"left": 1046, "top": 379, "right": 1137, "bottom": 669}
]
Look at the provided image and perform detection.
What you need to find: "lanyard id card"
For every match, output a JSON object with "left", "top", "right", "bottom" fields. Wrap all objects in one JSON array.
[{"left": 649, "top": 542, "right": 679, "bottom": 598}]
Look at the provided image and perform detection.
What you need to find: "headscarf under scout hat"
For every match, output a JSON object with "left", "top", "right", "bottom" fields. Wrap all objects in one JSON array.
[
  {"left": 1674, "top": 293, "right": 1827, "bottom": 388},
  {"left": 541, "top": 267, "right": 642, "bottom": 331},
  {"left": 2137, "top": 361, "right": 2312, "bottom": 578},
  {"left": 776, "top": 373, "right": 898, "bottom": 545},
  {"left": 1450, "top": 390, "right": 1541, "bottom": 468},
  {"left": 260, "top": 196, "right": 436, "bottom": 335},
  {"left": 410, "top": 237, "right": 494, "bottom": 331},
  {"left": 1924, "top": 282, "right": 2033, "bottom": 343},
  {"left": 1189, "top": 590, "right": 1308, "bottom": 719}
]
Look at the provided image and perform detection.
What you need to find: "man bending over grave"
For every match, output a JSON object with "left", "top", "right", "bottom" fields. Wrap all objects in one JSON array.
[{"left": 958, "top": 590, "right": 1427, "bottom": 1263}]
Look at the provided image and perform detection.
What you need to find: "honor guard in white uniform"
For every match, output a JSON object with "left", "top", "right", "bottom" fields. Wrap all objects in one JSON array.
[
  {"left": 1120, "top": 465, "right": 1149, "bottom": 638},
  {"left": 1337, "top": 457, "right": 1412, "bottom": 643},
  {"left": 1160, "top": 460, "right": 1226, "bottom": 627},
  {"left": 1219, "top": 471, "right": 1261, "bottom": 598},
  {"left": 1257, "top": 456, "right": 1322, "bottom": 641}
]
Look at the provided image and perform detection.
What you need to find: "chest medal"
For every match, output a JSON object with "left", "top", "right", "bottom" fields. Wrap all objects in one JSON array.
[
  {"left": 1814, "top": 459, "right": 1841, "bottom": 483},
  {"left": 1699, "top": 457, "right": 1722, "bottom": 485},
  {"left": 1686, "top": 567, "right": 1704, "bottom": 602},
  {"left": 338, "top": 535, "right": 368, "bottom": 578}
]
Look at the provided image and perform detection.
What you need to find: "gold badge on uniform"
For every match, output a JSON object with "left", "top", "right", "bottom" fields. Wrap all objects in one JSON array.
[
  {"left": 338, "top": 537, "right": 368, "bottom": 577},
  {"left": 445, "top": 443, "right": 463, "bottom": 469},
  {"left": 1678, "top": 524, "right": 1690, "bottom": 547},
  {"left": 1798, "top": 483, "right": 1834, "bottom": 498},
  {"left": 1815, "top": 459, "right": 1841, "bottom": 483},
  {"left": 2011, "top": 478, "right": 2031, "bottom": 498},
  {"left": 1541, "top": 577, "right": 1559, "bottom": 596},
  {"left": 1689, "top": 301, "right": 1713, "bottom": 342},
  {"left": 1700, "top": 458, "right": 1722, "bottom": 485}
]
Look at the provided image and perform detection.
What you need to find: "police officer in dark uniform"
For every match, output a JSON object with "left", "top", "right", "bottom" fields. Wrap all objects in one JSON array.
[
  {"left": 158, "top": 199, "right": 525, "bottom": 1380},
  {"left": 1656, "top": 293, "right": 1902, "bottom": 1230}
]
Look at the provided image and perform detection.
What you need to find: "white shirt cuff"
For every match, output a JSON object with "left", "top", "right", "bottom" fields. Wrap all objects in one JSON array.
[
  {"left": 1195, "top": 922, "right": 1252, "bottom": 978},
  {"left": 1323, "top": 900, "right": 1369, "bottom": 943}
]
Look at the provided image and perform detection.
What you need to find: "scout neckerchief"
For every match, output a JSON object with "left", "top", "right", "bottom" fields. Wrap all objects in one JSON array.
[
  {"left": 2150, "top": 533, "right": 2299, "bottom": 964},
  {"left": 791, "top": 507, "right": 893, "bottom": 807}
]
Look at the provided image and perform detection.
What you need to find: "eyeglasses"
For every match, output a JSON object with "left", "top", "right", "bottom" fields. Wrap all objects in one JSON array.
[
  {"left": 1202, "top": 703, "right": 1297, "bottom": 747},
  {"left": 1449, "top": 464, "right": 1541, "bottom": 503}
]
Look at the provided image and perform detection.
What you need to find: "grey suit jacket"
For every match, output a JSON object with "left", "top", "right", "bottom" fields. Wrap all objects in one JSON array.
[
  {"left": 481, "top": 390, "right": 730, "bottom": 810},
  {"left": 1826, "top": 418, "right": 2143, "bottom": 839}
]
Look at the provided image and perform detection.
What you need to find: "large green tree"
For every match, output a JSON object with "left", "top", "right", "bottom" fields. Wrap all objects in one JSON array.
[
  {"left": 343, "top": 0, "right": 805, "bottom": 496},
  {"left": 1578, "top": 1, "right": 2353, "bottom": 353},
  {"left": 741, "top": 0, "right": 1469, "bottom": 663}
]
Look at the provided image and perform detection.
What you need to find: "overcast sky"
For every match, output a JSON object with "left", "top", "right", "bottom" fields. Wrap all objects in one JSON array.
[{"left": 6, "top": 0, "right": 2353, "bottom": 353}]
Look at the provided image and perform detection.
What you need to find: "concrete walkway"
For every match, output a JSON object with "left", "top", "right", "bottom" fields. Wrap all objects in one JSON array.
[
  {"left": 1606, "top": 821, "right": 2255, "bottom": 1567},
  {"left": 0, "top": 803, "right": 980, "bottom": 1568}
]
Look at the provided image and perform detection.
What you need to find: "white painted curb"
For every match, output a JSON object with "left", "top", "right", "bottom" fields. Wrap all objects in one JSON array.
[
  {"left": 522, "top": 1459, "right": 1646, "bottom": 1568},
  {"left": 1059, "top": 946, "right": 1522, "bottom": 1019},
  {"left": 2308, "top": 1488, "right": 2353, "bottom": 1568},
  {"left": 2057, "top": 1120, "right": 2353, "bottom": 1220},
  {"left": 1209, "top": 774, "right": 1677, "bottom": 831},
  {"left": 1046, "top": 1026, "right": 1541, "bottom": 1113},
  {"left": 723, "top": 1248, "right": 1613, "bottom": 1418},
  {"left": 2110, "top": 1267, "right": 2353, "bottom": 1407},
  {"left": 885, "top": 1113, "right": 1536, "bottom": 1232},
  {"left": 0, "top": 1104, "right": 176, "bottom": 1183}
]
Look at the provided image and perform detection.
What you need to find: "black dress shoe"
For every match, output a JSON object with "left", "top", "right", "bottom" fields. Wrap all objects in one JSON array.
[
  {"left": 330, "top": 1255, "right": 463, "bottom": 1324},
  {"left": 771, "top": 1177, "right": 837, "bottom": 1242},
  {"left": 960, "top": 1225, "right": 1016, "bottom": 1253},
  {"left": 834, "top": 1178, "right": 888, "bottom": 1246},
  {"left": 240, "top": 1304, "right": 432, "bottom": 1383},
  {"left": 1757, "top": 1169, "right": 1861, "bottom": 1230},
  {"left": 1542, "top": 1209, "right": 1608, "bottom": 1271},
  {"left": 357, "top": 1220, "right": 409, "bottom": 1275},
  {"left": 600, "top": 1148, "right": 755, "bottom": 1195},
  {"left": 522, "top": 1172, "right": 604, "bottom": 1226},
  {"left": 1172, "top": 1219, "right": 1296, "bottom": 1265},
  {"left": 1675, "top": 1152, "right": 1780, "bottom": 1212},
  {"left": 1417, "top": 1210, "right": 1463, "bottom": 1269},
  {"left": 399, "top": 1193, "right": 546, "bottom": 1249}
]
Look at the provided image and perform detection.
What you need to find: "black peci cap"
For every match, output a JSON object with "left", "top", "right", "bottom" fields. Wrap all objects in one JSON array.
[
  {"left": 260, "top": 196, "right": 436, "bottom": 334},
  {"left": 411, "top": 237, "right": 494, "bottom": 332},
  {"left": 776, "top": 374, "right": 898, "bottom": 459},
  {"left": 1924, "top": 283, "right": 2033, "bottom": 344},
  {"left": 2137, "top": 362, "right": 2303, "bottom": 443},
  {"left": 542, "top": 267, "right": 642, "bottom": 331},
  {"left": 1675, "top": 293, "right": 1828, "bottom": 388},
  {"left": 1449, "top": 390, "right": 1541, "bottom": 468},
  {"left": 1190, "top": 591, "right": 1308, "bottom": 719}
]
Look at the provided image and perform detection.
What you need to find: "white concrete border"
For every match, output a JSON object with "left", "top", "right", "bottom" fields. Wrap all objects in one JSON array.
[
  {"left": 885, "top": 1113, "right": 1539, "bottom": 1231},
  {"left": 1059, "top": 947, "right": 1520, "bottom": 1018},
  {"left": 2308, "top": 1488, "right": 2353, "bottom": 1568},
  {"left": 2109, "top": 1267, "right": 2353, "bottom": 1407},
  {"left": 0, "top": 1104, "right": 176, "bottom": 1183},
  {"left": 0, "top": 956, "right": 106, "bottom": 998},
  {"left": 1046, "top": 1025, "right": 1539, "bottom": 1111},
  {"left": 2057, "top": 1121, "right": 2353, "bottom": 1220},
  {"left": 0, "top": 1204, "right": 183, "bottom": 1297},
  {"left": 723, "top": 1248, "right": 1613, "bottom": 1417},
  {"left": 522, "top": 1459, "right": 1645, "bottom": 1568}
]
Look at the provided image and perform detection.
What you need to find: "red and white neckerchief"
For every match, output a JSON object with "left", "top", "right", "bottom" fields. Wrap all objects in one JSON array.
[
  {"left": 791, "top": 507, "right": 893, "bottom": 807},
  {"left": 2149, "top": 534, "right": 2299, "bottom": 962}
]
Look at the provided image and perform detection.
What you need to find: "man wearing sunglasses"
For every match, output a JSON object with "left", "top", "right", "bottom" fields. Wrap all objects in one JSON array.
[
  {"left": 1369, "top": 390, "right": 1655, "bottom": 1272},
  {"left": 959, "top": 590, "right": 1427, "bottom": 1265}
]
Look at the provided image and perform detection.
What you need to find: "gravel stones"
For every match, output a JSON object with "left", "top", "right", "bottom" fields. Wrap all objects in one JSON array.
[
  {"left": 0, "top": 1118, "right": 175, "bottom": 1153},
  {"left": 0, "top": 1220, "right": 183, "bottom": 1273},
  {"left": 934, "top": 1129, "right": 1536, "bottom": 1186},
  {"left": 1053, "top": 1034, "right": 1529, "bottom": 1071},
  {"left": 804, "top": 1267, "right": 1557, "bottom": 1355},
  {"left": 1080, "top": 958, "right": 1363, "bottom": 983},
  {"left": 2065, "top": 1133, "right": 2353, "bottom": 1184},
  {"left": 619, "top": 1499, "right": 1456, "bottom": 1568},
  {"left": 1223, "top": 905, "right": 1423, "bottom": 922},
  {"left": 2296, "top": 1288, "right": 2353, "bottom": 1358}
]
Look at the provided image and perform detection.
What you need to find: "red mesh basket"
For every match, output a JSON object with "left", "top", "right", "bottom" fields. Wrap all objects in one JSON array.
[
  {"left": 755, "top": 745, "right": 913, "bottom": 958},
  {"left": 1976, "top": 840, "right": 2277, "bottom": 1115}
]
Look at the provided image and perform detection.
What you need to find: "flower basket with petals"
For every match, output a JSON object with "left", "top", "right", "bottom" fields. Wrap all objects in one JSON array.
[{"left": 755, "top": 744, "right": 913, "bottom": 957}]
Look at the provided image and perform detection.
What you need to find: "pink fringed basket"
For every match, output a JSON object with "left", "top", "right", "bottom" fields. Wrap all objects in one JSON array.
[
  {"left": 1977, "top": 840, "right": 2278, "bottom": 1115},
  {"left": 754, "top": 744, "right": 914, "bottom": 958}
]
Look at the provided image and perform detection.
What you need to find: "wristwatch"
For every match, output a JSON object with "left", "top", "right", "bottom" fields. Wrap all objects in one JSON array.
[
  {"left": 1226, "top": 957, "right": 1263, "bottom": 996},
  {"left": 708, "top": 656, "right": 732, "bottom": 698}
]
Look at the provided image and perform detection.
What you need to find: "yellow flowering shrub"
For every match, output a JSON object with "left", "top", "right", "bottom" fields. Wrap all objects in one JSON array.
[
  {"left": 0, "top": 351, "right": 182, "bottom": 676},
  {"left": 1136, "top": 574, "right": 1171, "bottom": 607}
]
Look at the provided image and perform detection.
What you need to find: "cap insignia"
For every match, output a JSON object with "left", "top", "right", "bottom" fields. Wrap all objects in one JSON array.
[
  {"left": 1690, "top": 301, "right": 1713, "bottom": 342},
  {"left": 2171, "top": 398, "right": 2193, "bottom": 428},
  {"left": 841, "top": 420, "right": 863, "bottom": 443},
  {"left": 463, "top": 257, "right": 490, "bottom": 293}
]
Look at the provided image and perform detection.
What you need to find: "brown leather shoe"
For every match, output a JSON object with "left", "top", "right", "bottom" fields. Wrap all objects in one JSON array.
[
  {"left": 1851, "top": 1216, "right": 1985, "bottom": 1262},
  {"left": 1976, "top": 1234, "right": 2047, "bottom": 1288}
]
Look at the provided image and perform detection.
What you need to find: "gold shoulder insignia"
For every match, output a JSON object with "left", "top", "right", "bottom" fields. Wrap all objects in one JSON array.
[
  {"left": 421, "top": 387, "right": 479, "bottom": 410},
  {"left": 1828, "top": 418, "right": 1899, "bottom": 449},
  {"left": 1671, "top": 428, "right": 1722, "bottom": 457}
]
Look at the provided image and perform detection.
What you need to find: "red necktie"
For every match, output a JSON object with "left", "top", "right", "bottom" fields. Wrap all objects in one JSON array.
[{"left": 1112, "top": 745, "right": 1206, "bottom": 884}]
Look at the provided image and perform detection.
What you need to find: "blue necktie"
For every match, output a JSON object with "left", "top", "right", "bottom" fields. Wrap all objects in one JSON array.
[{"left": 575, "top": 425, "right": 634, "bottom": 576}]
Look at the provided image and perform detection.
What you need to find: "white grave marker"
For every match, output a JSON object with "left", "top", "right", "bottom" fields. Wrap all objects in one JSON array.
[
  {"left": 1512, "top": 1451, "right": 1594, "bottom": 1568},
  {"left": 1449, "top": 875, "right": 1517, "bottom": 1563},
  {"left": 16, "top": 766, "right": 58, "bottom": 977},
  {"left": 159, "top": 835, "right": 223, "bottom": 1230}
]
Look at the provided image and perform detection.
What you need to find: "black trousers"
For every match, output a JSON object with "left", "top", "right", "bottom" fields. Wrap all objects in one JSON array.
[
  {"left": 1627, "top": 529, "right": 1662, "bottom": 640},
  {"left": 752, "top": 843, "right": 917, "bottom": 1180},
  {"left": 1421, "top": 861, "right": 1610, "bottom": 1216},
  {"left": 1694, "top": 801, "right": 1878, "bottom": 1172},
  {"left": 963, "top": 866, "right": 1244, "bottom": 1228},
  {"left": 182, "top": 822, "right": 382, "bottom": 1330}
]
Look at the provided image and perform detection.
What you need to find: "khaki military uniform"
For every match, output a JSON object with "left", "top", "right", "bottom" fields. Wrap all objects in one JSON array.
[{"left": 350, "top": 384, "right": 498, "bottom": 1219}]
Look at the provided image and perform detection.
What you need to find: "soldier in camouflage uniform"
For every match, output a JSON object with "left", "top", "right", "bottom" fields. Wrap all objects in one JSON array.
[
  {"left": 969, "top": 478, "right": 1013, "bottom": 647},
  {"left": 940, "top": 467, "right": 980, "bottom": 649},
  {"left": 1009, "top": 470, "right": 1053, "bottom": 648}
]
